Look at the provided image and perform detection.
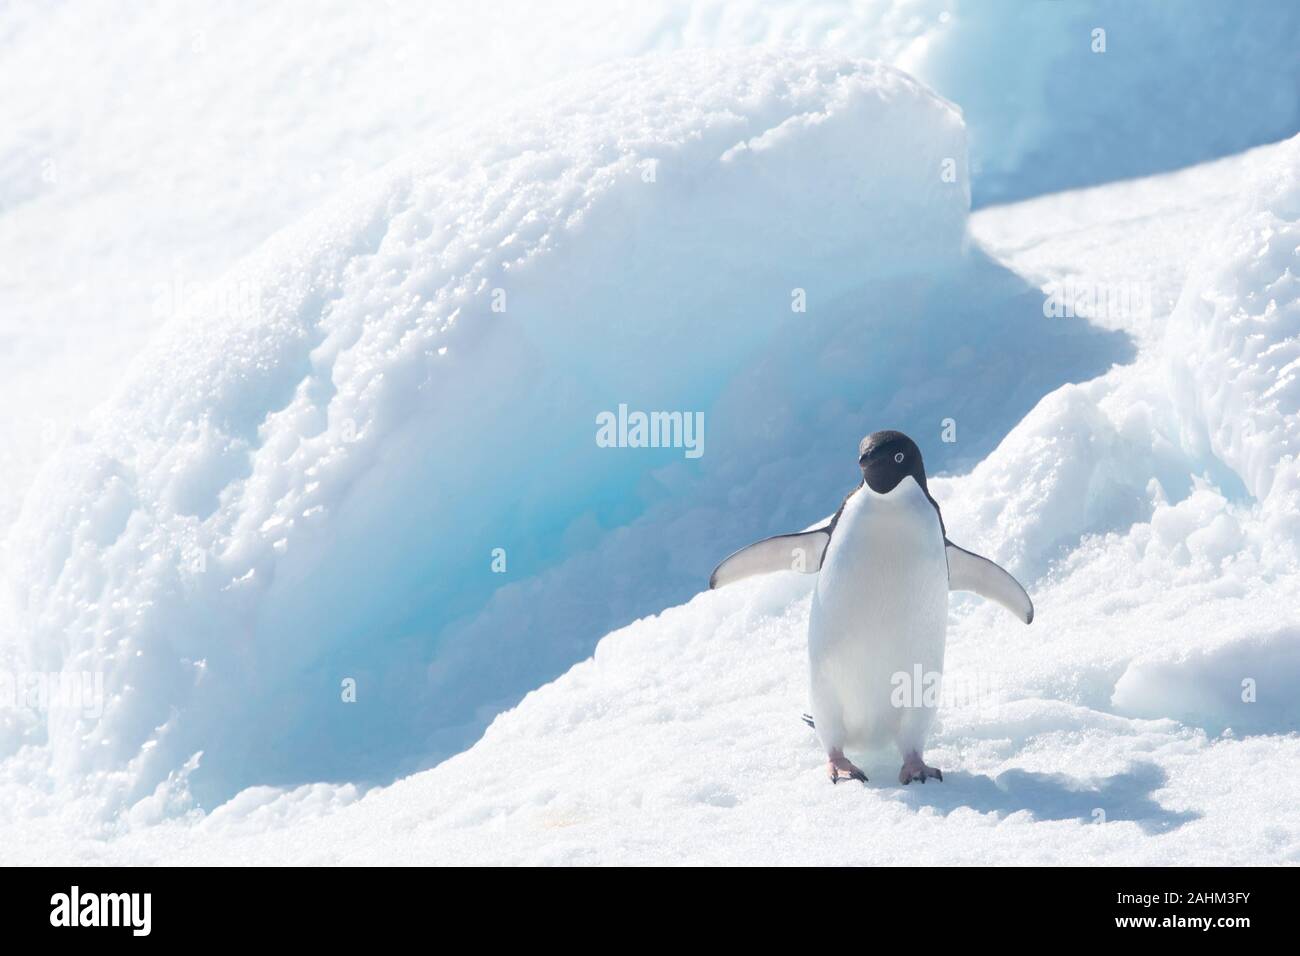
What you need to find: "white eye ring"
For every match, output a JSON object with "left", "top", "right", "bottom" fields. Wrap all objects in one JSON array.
[{"left": 894, "top": 452, "right": 905, "bottom": 463}]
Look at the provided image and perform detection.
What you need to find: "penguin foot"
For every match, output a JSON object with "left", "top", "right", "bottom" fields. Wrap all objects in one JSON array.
[
  {"left": 827, "top": 751, "right": 867, "bottom": 785},
  {"left": 898, "top": 754, "right": 943, "bottom": 785}
]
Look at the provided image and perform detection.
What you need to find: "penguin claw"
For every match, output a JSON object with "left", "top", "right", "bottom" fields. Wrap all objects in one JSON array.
[
  {"left": 827, "top": 754, "right": 868, "bottom": 785},
  {"left": 829, "top": 770, "right": 868, "bottom": 785},
  {"left": 898, "top": 762, "right": 943, "bottom": 785}
]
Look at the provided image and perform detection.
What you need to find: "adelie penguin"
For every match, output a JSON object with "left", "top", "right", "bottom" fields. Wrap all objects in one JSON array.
[{"left": 709, "top": 430, "right": 1033, "bottom": 786}]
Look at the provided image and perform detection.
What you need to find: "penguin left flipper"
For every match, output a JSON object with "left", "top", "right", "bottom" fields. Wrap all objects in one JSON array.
[
  {"left": 944, "top": 541, "right": 1034, "bottom": 624},
  {"left": 708, "top": 526, "right": 831, "bottom": 589}
]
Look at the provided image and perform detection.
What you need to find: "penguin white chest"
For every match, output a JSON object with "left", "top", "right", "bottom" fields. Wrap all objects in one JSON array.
[{"left": 807, "top": 476, "right": 948, "bottom": 754}]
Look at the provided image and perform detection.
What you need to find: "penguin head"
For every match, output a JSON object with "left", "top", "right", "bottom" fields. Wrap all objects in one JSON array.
[{"left": 857, "top": 430, "right": 928, "bottom": 495}]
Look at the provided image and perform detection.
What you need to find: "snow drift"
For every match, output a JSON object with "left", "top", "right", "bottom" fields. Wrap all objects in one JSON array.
[
  {"left": 5, "top": 0, "right": 1298, "bottom": 544},
  {"left": 2, "top": 8, "right": 1299, "bottom": 864},
  {"left": 5, "top": 49, "right": 1000, "bottom": 809},
  {"left": 1166, "top": 134, "right": 1300, "bottom": 551},
  {"left": 898, "top": 0, "right": 1300, "bottom": 203}
]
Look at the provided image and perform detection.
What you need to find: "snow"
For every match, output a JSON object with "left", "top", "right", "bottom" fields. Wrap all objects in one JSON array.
[
  {"left": 897, "top": 0, "right": 1300, "bottom": 203},
  {"left": 10, "top": 1, "right": 1300, "bottom": 530},
  {"left": 2, "top": 3, "right": 1300, "bottom": 865},
  {"left": 5, "top": 1, "right": 1298, "bottom": 532},
  {"left": 3, "top": 48, "right": 976, "bottom": 810},
  {"left": 1165, "top": 152, "right": 1300, "bottom": 533}
]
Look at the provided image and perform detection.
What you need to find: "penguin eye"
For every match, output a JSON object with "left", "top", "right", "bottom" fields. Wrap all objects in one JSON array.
[{"left": 894, "top": 452, "right": 905, "bottom": 464}]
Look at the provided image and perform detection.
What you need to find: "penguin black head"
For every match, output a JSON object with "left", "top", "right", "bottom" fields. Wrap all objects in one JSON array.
[{"left": 857, "top": 430, "right": 928, "bottom": 495}]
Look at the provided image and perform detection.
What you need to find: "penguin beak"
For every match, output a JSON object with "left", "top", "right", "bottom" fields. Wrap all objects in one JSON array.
[{"left": 862, "top": 459, "right": 913, "bottom": 495}]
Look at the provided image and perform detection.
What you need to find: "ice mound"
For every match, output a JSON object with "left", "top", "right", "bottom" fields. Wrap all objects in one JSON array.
[
  {"left": 5, "top": 3, "right": 1297, "bottom": 551},
  {"left": 903, "top": 0, "right": 1300, "bottom": 203},
  {"left": 2, "top": 49, "right": 979, "bottom": 809},
  {"left": 4, "top": 128, "right": 1300, "bottom": 866},
  {"left": 1112, "top": 627, "right": 1300, "bottom": 736},
  {"left": 944, "top": 135, "right": 1300, "bottom": 745},
  {"left": 1166, "top": 134, "right": 1300, "bottom": 550}
]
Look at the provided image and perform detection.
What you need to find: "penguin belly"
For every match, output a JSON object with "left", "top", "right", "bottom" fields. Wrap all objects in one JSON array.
[{"left": 807, "top": 477, "right": 948, "bottom": 757}]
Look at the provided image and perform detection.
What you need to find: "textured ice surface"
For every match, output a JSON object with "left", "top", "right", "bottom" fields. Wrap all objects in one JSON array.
[
  {"left": 2, "top": 5, "right": 1299, "bottom": 864},
  {"left": 4, "top": 48, "right": 986, "bottom": 808},
  {"left": 899, "top": 0, "right": 1300, "bottom": 203},
  {"left": 1165, "top": 140, "right": 1300, "bottom": 540},
  {"left": 5, "top": 1, "right": 1298, "bottom": 535},
  {"left": 4, "top": 115, "right": 1300, "bottom": 870}
]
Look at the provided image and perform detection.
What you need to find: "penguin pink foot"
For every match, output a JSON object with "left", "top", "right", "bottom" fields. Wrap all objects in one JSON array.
[
  {"left": 827, "top": 749, "right": 867, "bottom": 784},
  {"left": 899, "top": 751, "right": 942, "bottom": 785}
]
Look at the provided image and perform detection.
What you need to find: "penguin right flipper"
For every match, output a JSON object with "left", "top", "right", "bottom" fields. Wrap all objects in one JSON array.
[
  {"left": 708, "top": 527, "right": 831, "bottom": 589},
  {"left": 944, "top": 541, "right": 1034, "bottom": 624}
]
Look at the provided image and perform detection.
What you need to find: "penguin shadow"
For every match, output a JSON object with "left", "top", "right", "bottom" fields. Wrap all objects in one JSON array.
[{"left": 886, "top": 760, "right": 1197, "bottom": 834}]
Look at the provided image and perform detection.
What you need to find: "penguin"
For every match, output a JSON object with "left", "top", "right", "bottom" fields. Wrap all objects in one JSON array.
[{"left": 709, "top": 430, "right": 1033, "bottom": 785}]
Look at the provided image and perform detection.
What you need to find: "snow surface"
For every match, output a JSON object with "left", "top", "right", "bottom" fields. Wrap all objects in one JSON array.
[
  {"left": 2, "top": 5, "right": 1300, "bottom": 864},
  {"left": 4, "top": 0, "right": 1298, "bottom": 535},
  {"left": 120, "top": 130, "right": 1296, "bottom": 866},
  {"left": 5, "top": 48, "right": 983, "bottom": 809}
]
